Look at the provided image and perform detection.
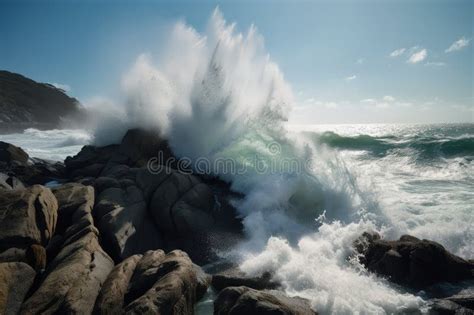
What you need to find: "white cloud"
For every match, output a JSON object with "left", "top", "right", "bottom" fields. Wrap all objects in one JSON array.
[
  {"left": 425, "top": 62, "right": 446, "bottom": 67},
  {"left": 383, "top": 95, "right": 395, "bottom": 102},
  {"left": 345, "top": 75, "right": 357, "bottom": 81},
  {"left": 390, "top": 48, "right": 406, "bottom": 57},
  {"left": 356, "top": 58, "right": 364, "bottom": 64},
  {"left": 445, "top": 37, "right": 470, "bottom": 53},
  {"left": 51, "top": 82, "right": 71, "bottom": 92},
  {"left": 407, "top": 49, "right": 427, "bottom": 64},
  {"left": 361, "top": 98, "right": 376, "bottom": 103}
]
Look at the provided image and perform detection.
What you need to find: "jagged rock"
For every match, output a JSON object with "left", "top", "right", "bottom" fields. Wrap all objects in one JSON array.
[
  {"left": 52, "top": 183, "right": 95, "bottom": 235},
  {"left": 118, "top": 128, "right": 175, "bottom": 168},
  {"left": 0, "top": 141, "right": 29, "bottom": 166},
  {"left": 20, "top": 231, "right": 114, "bottom": 314},
  {"left": 149, "top": 171, "right": 215, "bottom": 237},
  {"left": 20, "top": 183, "right": 114, "bottom": 315},
  {"left": 0, "top": 172, "right": 25, "bottom": 190},
  {"left": 0, "top": 144, "right": 65, "bottom": 186},
  {"left": 94, "top": 250, "right": 210, "bottom": 314},
  {"left": 212, "top": 267, "right": 280, "bottom": 291},
  {"left": 125, "top": 250, "right": 167, "bottom": 304},
  {"left": 357, "top": 233, "right": 474, "bottom": 288},
  {"left": 124, "top": 250, "right": 208, "bottom": 315},
  {"left": 65, "top": 144, "right": 119, "bottom": 174},
  {"left": 0, "top": 185, "right": 58, "bottom": 251},
  {"left": 0, "top": 262, "right": 36, "bottom": 315},
  {"left": 94, "top": 181, "right": 163, "bottom": 261},
  {"left": 65, "top": 128, "right": 242, "bottom": 264},
  {"left": 214, "top": 286, "right": 317, "bottom": 315},
  {"left": 94, "top": 254, "right": 143, "bottom": 315}
]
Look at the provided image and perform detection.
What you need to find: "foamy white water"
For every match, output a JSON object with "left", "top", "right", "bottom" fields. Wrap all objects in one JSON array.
[{"left": 0, "top": 128, "right": 91, "bottom": 161}]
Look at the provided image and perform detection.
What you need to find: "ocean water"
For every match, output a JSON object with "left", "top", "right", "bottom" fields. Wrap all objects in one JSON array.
[
  {"left": 1, "top": 123, "right": 472, "bottom": 314},
  {"left": 1, "top": 8, "right": 472, "bottom": 315}
]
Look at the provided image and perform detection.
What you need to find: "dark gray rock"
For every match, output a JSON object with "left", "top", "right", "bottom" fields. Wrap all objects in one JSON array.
[
  {"left": 212, "top": 267, "right": 280, "bottom": 291},
  {"left": 356, "top": 233, "right": 474, "bottom": 288},
  {"left": 429, "top": 299, "right": 474, "bottom": 315},
  {"left": 214, "top": 286, "right": 317, "bottom": 315},
  {"left": 0, "top": 141, "right": 29, "bottom": 166}
]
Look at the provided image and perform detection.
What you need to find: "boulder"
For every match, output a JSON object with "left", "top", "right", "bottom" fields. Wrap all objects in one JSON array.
[
  {"left": 0, "top": 185, "right": 58, "bottom": 251},
  {"left": 20, "top": 230, "right": 114, "bottom": 315},
  {"left": 124, "top": 250, "right": 209, "bottom": 315},
  {"left": 94, "top": 249, "right": 210, "bottom": 314},
  {"left": 0, "top": 173, "right": 25, "bottom": 190},
  {"left": 65, "top": 144, "right": 119, "bottom": 174},
  {"left": 65, "top": 128, "right": 243, "bottom": 264},
  {"left": 20, "top": 183, "right": 114, "bottom": 315},
  {"left": 212, "top": 267, "right": 280, "bottom": 291},
  {"left": 125, "top": 249, "right": 167, "bottom": 303},
  {"left": 0, "top": 247, "right": 26, "bottom": 263},
  {"left": 94, "top": 181, "right": 163, "bottom": 261},
  {"left": 94, "top": 254, "right": 142, "bottom": 315},
  {"left": 356, "top": 233, "right": 474, "bottom": 288},
  {"left": 214, "top": 286, "right": 317, "bottom": 315},
  {"left": 118, "top": 128, "right": 175, "bottom": 168},
  {"left": 0, "top": 262, "right": 36, "bottom": 315},
  {"left": 52, "top": 183, "right": 95, "bottom": 236},
  {"left": 0, "top": 141, "right": 29, "bottom": 166},
  {"left": 149, "top": 171, "right": 215, "bottom": 237}
]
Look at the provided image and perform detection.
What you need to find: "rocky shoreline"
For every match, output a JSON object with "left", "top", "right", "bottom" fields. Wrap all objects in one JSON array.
[{"left": 0, "top": 128, "right": 473, "bottom": 314}]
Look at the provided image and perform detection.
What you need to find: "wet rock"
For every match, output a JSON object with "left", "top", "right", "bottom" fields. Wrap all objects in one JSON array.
[
  {"left": 0, "top": 262, "right": 36, "bottom": 315},
  {"left": 118, "top": 128, "right": 175, "bottom": 168},
  {"left": 124, "top": 250, "right": 208, "bottom": 315},
  {"left": 0, "top": 141, "right": 29, "bottom": 166},
  {"left": 149, "top": 170, "right": 215, "bottom": 237},
  {"left": 65, "top": 144, "right": 119, "bottom": 174},
  {"left": 212, "top": 267, "right": 280, "bottom": 291},
  {"left": 65, "top": 128, "right": 243, "bottom": 264},
  {"left": 0, "top": 185, "right": 58, "bottom": 250},
  {"left": 357, "top": 233, "right": 474, "bottom": 288},
  {"left": 94, "top": 254, "right": 142, "bottom": 315},
  {"left": 214, "top": 286, "right": 317, "bottom": 315},
  {"left": 94, "top": 182, "right": 163, "bottom": 261}
]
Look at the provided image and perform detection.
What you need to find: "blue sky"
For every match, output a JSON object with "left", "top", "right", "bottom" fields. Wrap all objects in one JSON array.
[{"left": 0, "top": 0, "right": 472, "bottom": 123}]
